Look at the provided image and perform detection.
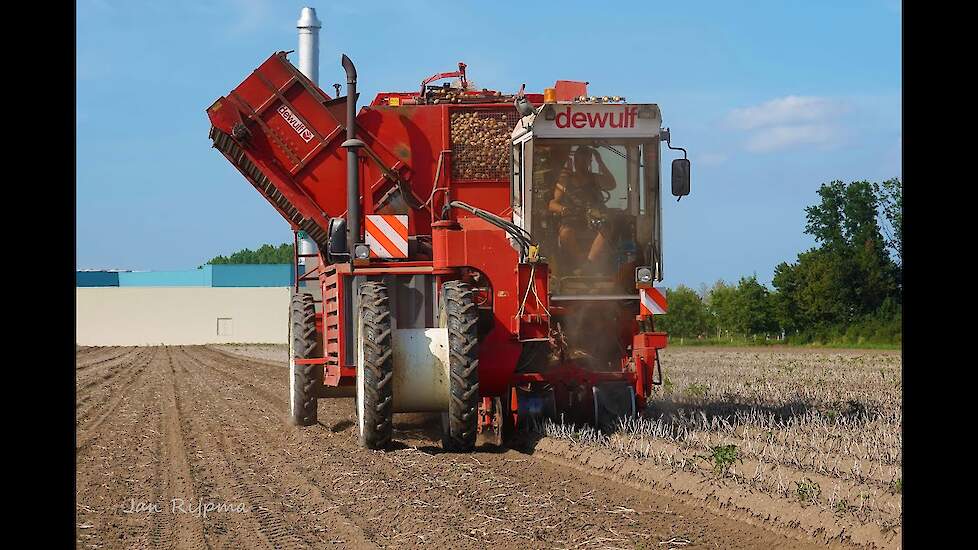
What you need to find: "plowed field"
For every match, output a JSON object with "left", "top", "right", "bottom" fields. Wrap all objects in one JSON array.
[{"left": 76, "top": 345, "right": 863, "bottom": 549}]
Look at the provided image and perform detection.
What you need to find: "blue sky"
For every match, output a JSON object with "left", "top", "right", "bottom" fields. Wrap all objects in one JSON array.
[{"left": 76, "top": 0, "right": 901, "bottom": 289}]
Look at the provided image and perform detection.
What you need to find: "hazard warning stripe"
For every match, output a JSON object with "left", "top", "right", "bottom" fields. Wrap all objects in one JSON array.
[
  {"left": 640, "top": 288, "right": 668, "bottom": 315},
  {"left": 374, "top": 215, "right": 408, "bottom": 255},
  {"left": 365, "top": 215, "right": 408, "bottom": 258}
]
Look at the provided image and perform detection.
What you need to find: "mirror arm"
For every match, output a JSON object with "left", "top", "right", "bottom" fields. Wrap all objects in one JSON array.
[
  {"left": 668, "top": 143, "right": 688, "bottom": 160},
  {"left": 661, "top": 127, "right": 687, "bottom": 159}
]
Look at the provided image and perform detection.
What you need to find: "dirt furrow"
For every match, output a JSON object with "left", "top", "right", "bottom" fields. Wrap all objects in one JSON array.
[
  {"left": 179, "top": 348, "right": 560, "bottom": 547},
  {"left": 75, "top": 345, "right": 114, "bottom": 362},
  {"left": 204, "top": 345, "right": 286, "bottom": 369},
  {"left": 157, "top": 347, "right": 211, "bottom": 550},
  {"left": 170, "top": 364, "right": 281, "bottom": 550},
  {"left": 76, "top": 348, "right": 159, "bottom": 449},
  {"left": 171, "top": 346, "right": 375, "bottom": 548},
  {"left": 181, "top": 346, "right": 287, "bottom": 414},
  {"left": 75, "top": 347, "right": 150, "bottom": 400},
  {"left": 172, "top": 349, "right": 309, "bottom": 549},
  {"left": 76, "top": 347, "right": 169, "bottom": 549},
  {"left": 75, "top": 347, "right": 137, "bottom": 378}
]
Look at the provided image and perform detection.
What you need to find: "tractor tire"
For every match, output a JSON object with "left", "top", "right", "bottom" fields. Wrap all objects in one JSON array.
[
  {"left": 355, "top": 282, "right": 394, "bottom": 450},
  {"left": 440, "top": 281, "right": 481, "bottom": 452},
  {"left": 289, "top": 292, "right": 322, "bottom": 426}
]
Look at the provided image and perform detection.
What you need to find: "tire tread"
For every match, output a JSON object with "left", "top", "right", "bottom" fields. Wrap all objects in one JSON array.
[
  {"left": 358, "top": 282, "right": 394, "bottom": 449},
  {"left": 441, "top": 281, "right": 480, "bottom": 452},
  {"left": 290, "top": 293, "right": 321, "bottom": 426}
]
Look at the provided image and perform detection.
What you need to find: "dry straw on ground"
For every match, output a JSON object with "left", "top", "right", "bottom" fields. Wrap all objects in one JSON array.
[{"left": 543, "top": 349, "right": 902, "bottom": 541}]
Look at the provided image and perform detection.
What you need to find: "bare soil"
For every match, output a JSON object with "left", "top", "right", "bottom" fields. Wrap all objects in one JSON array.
[{"left": 76, "top": 346, "right": 851, "bottom": 549}]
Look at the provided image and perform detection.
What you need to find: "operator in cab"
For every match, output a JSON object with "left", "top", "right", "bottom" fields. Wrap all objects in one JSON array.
[{"left": 548, "top": 145, "right": 619, "bottom": 273}]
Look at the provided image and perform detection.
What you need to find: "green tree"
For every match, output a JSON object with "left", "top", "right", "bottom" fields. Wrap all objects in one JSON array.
[
  {"left": 207, "top": 242, "right": 294, "bottom": 265},
  {"left": 706, "top": 280, "right": 738, "bottom": 339},
  {"left": 771, "top": 261, "right": 801, "bottom": 333},
  {"left": 804, "top": 181, "right": 848, "bottom": 252},
  {"left": 802, "top": 180, "right": 899, "bottom": 317},
  {"left": 773, "top": 179, "right": 901, "bottom": 343},
  {"left": 656, "top": 285, "right": 710, "bottom": 338},
  {"left": 733, "top": 276, "right": 777, "bottom": 337},
  {"left": 773, "top": 248, "right": 855, "bottom": 329}
]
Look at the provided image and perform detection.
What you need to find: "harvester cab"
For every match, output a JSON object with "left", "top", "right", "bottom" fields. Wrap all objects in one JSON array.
[
  {"left": 505, "top": 89, "right": 690, "bottom": 430},
  {"left": 511, "top": 95, "right": 667, "bottom": 297}
]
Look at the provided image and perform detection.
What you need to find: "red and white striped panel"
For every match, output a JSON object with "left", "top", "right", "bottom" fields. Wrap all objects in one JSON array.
[
  {"left": 639, "top": 287, "right": 668, "bottom": 315},
  {"left": 365, "top": 215, "right": 408, "bottom": 258}
]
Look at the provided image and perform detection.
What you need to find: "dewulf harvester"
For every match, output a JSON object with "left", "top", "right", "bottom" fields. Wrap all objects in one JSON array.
[{"left": 206, "top": 8, "right": 691, "bottom": 451}]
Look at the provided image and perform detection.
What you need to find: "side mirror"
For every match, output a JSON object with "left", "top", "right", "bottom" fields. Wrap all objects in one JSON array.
[
  {"left": 325, "top": 217, "right": 349, "bottom": 263},
  {"left": 671, "top": 158, "right": 690, "bottom": 197}
]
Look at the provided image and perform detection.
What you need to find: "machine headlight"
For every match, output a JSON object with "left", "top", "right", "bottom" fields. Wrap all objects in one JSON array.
[
  {"left": 635, "top": 267, "right": 653, "bottom": 285},
  {"left": 354, "top": 244, "right": 370, "bottom": 259}
]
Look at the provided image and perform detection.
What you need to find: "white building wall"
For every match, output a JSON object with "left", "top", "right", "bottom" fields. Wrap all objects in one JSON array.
[{"left": 76, "top": 287, "right": 291, "bottom": 346}]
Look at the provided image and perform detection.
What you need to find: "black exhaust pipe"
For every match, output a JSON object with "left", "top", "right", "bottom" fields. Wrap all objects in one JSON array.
[{"left": 341, "top": 54, "right": 361, "bottom": 262}]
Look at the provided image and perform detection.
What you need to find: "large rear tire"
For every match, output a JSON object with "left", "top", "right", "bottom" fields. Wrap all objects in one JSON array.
[
  {"left": 356, "top": 282, "right": 394, "bottom": 450},
  {"left": 289, "top": 292, "right": 322, "bottom": 426},
  {"left": 440, "top": 281, "right": 480, "bottom": 452}
]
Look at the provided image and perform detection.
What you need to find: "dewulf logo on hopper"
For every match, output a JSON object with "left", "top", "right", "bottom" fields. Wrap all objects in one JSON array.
[{"left": 277, "top": 105, "right": 315, "bottom": 143}]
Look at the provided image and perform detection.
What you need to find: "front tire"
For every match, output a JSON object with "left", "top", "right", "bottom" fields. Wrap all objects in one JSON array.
[
  {"left": 289, "top": 292, "right": 322, "bottom": 426},
  {"left": 356, "top": 282, "right": 394, "bottom": 450},
  {"left": 440, "top": 281, "right": 481, "bottom": 452}
]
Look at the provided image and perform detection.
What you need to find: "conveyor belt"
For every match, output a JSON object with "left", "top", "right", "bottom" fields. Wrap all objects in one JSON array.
[{"left": 210, "top": 127, "right": 330, "bottom": 249}]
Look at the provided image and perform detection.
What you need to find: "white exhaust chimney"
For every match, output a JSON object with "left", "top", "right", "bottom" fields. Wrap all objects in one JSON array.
[
  {"left": 296, "top": 7, "right": 322, "bottom": 284},
  {"left": 297, "top": 7, "right": 322, "bottom": 85}
]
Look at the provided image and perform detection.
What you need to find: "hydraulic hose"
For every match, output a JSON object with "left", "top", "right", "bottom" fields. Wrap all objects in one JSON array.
[{"left": 447, "top": 200, "right": 535, "bottom": 257}]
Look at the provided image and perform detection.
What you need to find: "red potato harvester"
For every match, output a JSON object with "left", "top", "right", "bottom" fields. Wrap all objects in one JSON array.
[{"left": 206, "top": 51, "right": 691, "bottom": 451}]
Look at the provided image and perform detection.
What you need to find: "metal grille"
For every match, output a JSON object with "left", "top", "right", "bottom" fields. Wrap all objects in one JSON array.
[
  {"left": 450, "top": 110, "right": 520, "bottom": 181},
  {"left": 210, "top": 126, "right": 329, "bottom": 249}
]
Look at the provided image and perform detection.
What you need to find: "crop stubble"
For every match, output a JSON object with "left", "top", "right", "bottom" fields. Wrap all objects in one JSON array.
[{"left": 540, "top": 348, "right": 902, "bottom": 548}]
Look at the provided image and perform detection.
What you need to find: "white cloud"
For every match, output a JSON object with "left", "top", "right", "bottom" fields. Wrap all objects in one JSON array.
[
  {"left": 744, "top": 124, "right": 836, "bottom": 153},
  {"left": 725, "top": 95, "right": 847, "bottom": 153},
  {"left": 726, "top": 96, "right": 844, "bottom": 130}
]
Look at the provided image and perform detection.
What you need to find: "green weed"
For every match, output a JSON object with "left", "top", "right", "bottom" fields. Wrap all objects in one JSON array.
[
  {"left": 795, "top": 478, "right": 821, "bottom": 504},
  {"left": 706, "top": 444, "right": 741, "bottom": 477}
]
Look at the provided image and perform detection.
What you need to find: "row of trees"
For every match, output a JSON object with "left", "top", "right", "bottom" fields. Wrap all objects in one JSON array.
[
  {"left": 206, "top": 242, "right": 294, "bottom": 265},
  {"left": 656, "top": 178, "right": 902, "bottom": 345}
]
